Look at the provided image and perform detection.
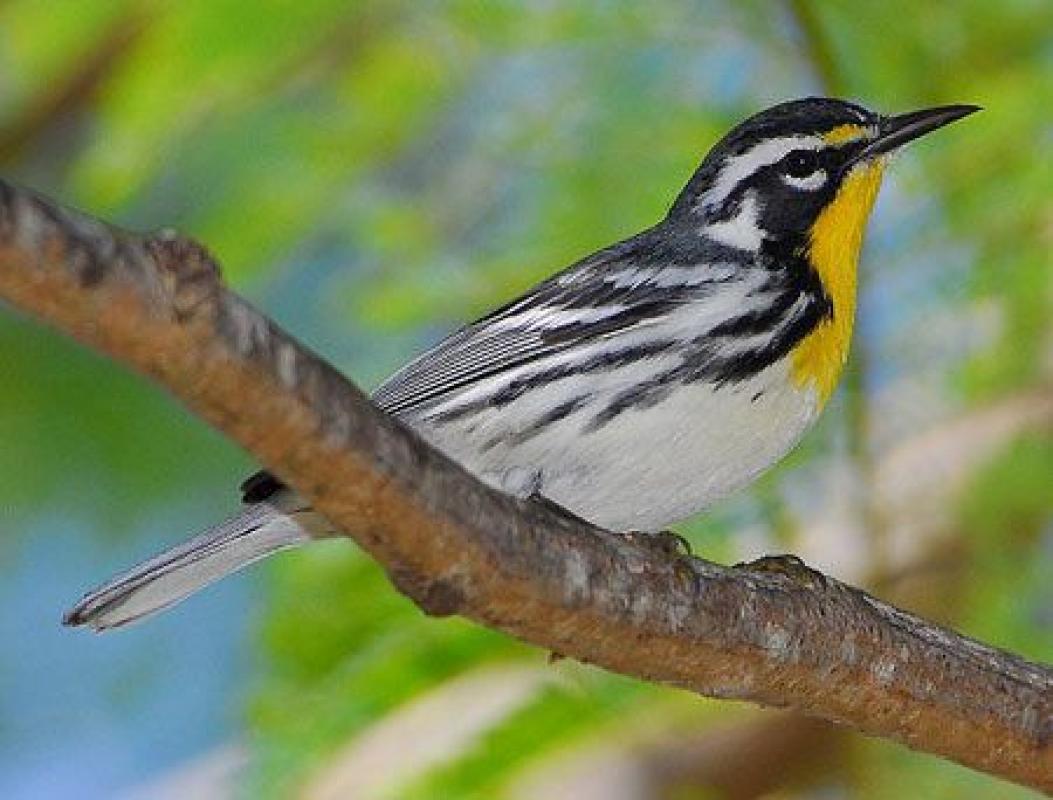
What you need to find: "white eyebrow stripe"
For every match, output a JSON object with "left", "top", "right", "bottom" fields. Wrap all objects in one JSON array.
[{"left": 697, "top": 134, "right": 825, "bottom": 211}]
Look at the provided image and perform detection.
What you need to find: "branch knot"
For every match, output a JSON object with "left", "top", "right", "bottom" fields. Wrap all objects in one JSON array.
[{"left": 146, "top": 230, "right": 222, "bottom": 321}]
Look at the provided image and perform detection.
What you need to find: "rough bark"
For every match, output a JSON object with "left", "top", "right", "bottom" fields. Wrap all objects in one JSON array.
[{"left": 0, "top": 178, "right": 1050, "bottom": 792}]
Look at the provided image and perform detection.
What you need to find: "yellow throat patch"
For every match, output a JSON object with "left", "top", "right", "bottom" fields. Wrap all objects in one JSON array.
[{"left": 791, "top": 160, "right": 885, "bottom": 405}]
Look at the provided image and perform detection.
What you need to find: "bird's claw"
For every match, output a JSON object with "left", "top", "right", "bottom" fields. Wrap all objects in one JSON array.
[
  {"left": 616, "top": 530, "right": 693, "bottom": 559},
  {"left": 737, "top": 553, "right": 822, "bottom": 587}
]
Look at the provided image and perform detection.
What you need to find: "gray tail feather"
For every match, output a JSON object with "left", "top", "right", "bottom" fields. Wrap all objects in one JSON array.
[{"left": 63, "top": 502, "right": 312, "bottom": 632}]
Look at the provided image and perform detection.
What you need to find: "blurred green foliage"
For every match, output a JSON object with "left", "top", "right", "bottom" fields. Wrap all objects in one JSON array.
[{"left": 1, "top": 0, "right": 1050, "bottom": 797}]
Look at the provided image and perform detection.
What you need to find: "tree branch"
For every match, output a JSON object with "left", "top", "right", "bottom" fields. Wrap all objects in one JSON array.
[{"left": 0, "top": 179, "right": 1050, "bottom": 792}]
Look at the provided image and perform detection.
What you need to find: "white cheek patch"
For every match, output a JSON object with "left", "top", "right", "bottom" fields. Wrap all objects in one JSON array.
[
  {"left": 781, "top": 169, "right": 828, "bottom": 191},
  {"left": 701, "top": 193, "right": 765, "bottom": 251}
]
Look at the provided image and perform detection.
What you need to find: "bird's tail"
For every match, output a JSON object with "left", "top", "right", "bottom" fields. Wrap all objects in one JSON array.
[{"left": 63, "top": 500, "right": 317, "bottom": 632}]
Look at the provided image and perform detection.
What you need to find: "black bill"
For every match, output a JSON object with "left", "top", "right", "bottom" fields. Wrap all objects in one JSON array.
[{"left": 853, "top": 104, "right": 981, "bottom": 163}]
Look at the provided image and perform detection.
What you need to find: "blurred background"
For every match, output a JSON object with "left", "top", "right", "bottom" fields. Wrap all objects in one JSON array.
[{"left": 1, "top": 1, "right": 1051, "bottom": 798}]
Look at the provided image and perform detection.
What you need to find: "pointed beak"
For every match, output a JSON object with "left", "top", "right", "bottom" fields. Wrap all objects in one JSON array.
[{"left": 851, "top": 104, "right": 981, "bottom": 164}]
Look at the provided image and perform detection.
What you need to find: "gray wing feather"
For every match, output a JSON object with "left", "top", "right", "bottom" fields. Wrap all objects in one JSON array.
[
  {"left": 373, "top": 234, "right": 733, "bottom": 417},
  {"left": 372, "top": 289, "right": 568, "bottom": 415}
]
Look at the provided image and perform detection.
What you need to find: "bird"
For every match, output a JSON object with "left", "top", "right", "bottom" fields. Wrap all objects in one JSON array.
[{"left": 64, "top": 97, "right": 978, "bottom": 631}]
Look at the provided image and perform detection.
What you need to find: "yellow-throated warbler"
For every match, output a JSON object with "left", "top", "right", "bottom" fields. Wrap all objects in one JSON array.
[{"left": 66, "top": 97, "right": 978, "bottom": 630}]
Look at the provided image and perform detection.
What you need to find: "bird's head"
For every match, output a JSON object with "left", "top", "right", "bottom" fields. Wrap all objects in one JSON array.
[
  {"left": 667, "top": 97, "right": 978, "bottom": 405},
  {"left": 670, "top": 97, "right": 979, "bottom": 257}
]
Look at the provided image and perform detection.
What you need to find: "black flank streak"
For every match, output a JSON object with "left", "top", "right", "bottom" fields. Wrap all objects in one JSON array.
[
  {"left": 588, "top": 261, "right": 829, "bottom": 430},
  {"left": 707, "top": 287, "right": 799, "bottom": 338},
  {"left": 427, "top": 340, "right": 677, "bottom": 424},
  {"left": 487, "top": 340, "right": 677, "bottom": 408},
  {"left": 485, "top": 393, "right": 594, "bottom": 450},
  {"left": 586, "top": 375, "right": 677, "bottom": 431}
]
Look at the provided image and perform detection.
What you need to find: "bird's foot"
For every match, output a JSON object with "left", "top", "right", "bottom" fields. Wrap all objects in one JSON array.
[
  {"left": 737, "top": 553, "right": 822, "bottom": 588},
  {"left": 524, "top": 492, "right": 693, "bottom": 559},
  {"left": 616, "top": 530, "right": 693, "bottom": 559}
]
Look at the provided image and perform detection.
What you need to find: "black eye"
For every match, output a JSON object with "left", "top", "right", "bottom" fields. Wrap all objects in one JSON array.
[{"left": 784, "top": 150, "right": 820, "bottom": 178}]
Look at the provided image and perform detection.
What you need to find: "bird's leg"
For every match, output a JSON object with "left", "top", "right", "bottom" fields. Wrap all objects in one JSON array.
[{"left": 525, "top": 491, "right": 596, "bottom": 528}]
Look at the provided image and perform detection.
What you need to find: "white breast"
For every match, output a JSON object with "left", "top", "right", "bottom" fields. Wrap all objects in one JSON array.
[{"left": 409, "top": 358, "right": 820, "bottom": 532}]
